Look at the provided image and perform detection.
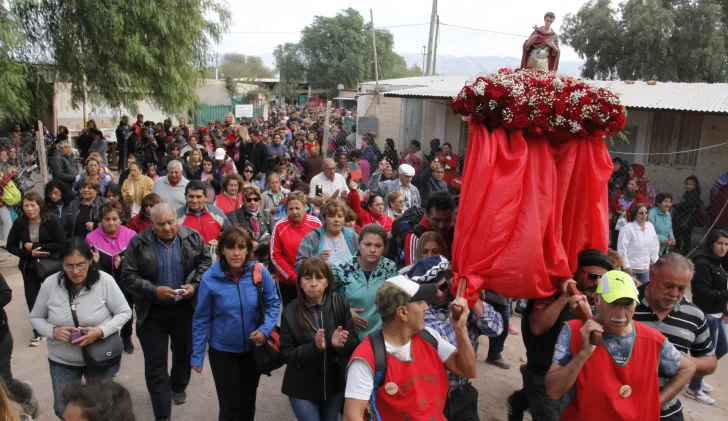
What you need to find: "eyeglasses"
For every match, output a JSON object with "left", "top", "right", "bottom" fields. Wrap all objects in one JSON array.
[
  {"left": 63, "top": 262, "right": 89, "bottom": 272},
  {"left": 246, "top": 197, "right": 260, "bottom": 203},
  {"left": 371, "top": 203, "right": 384, "bottom": 207},
  {"left": 580, "top": 268, "right": 602, "bottom": 281},
  {"left": 637, "top": 211, "right": 649, "bottom": 215}
]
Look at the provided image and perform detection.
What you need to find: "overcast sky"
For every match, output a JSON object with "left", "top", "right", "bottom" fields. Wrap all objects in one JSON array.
[{"left": 217, "top": 0, "right": 591, "bottom": 64}]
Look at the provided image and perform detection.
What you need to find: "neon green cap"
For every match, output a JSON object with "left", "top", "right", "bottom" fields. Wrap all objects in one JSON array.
[{"left": 596, "top": 270, "right": 639, "bottom": 303}]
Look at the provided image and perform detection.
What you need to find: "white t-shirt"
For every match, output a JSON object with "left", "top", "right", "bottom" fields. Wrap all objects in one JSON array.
[
  {"left": 308, "top": 172, "right": 349, "bottom": 199},
  {"left": 344, "top": 326, "right": 456, "bottom": 400},
  {"left": 324, "top": 235, "right": 352, "bottom": 266}
]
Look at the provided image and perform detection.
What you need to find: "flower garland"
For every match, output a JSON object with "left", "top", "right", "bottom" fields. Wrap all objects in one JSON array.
[{"left": 451, "top": 68, "right": 627, "bottom": 140}]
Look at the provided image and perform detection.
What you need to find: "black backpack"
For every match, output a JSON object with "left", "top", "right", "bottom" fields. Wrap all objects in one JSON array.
[{"left": 368, "top": 329, "right": 438, "bottom": 390}]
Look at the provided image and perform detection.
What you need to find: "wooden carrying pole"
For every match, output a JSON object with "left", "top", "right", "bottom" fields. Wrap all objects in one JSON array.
[
  {"left": 37, "top": 120, "right": 48, "bottom": 186},
  {"left": 567, "top": 283, "right": 602, "bottom": 345},
  {"left": 321, "top": 101, "right": 333, "bottom": 155}
]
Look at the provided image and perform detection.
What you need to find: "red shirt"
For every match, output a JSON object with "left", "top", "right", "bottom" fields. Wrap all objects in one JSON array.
[
  {"left": 180, "top": 207, "right": 225, "bottom": 245},
  {"left": 270, "top": 215, "right": 321, "bottom": 284},
  {"left": 561, "top": 320, "right": 663, "bottom": 421},
  {"left": 347, "top": 190, "right": 392, "bottom": 232},
  {"left": 349, "top": 335, "right": 449, "bottom": 420},
  {"left": 127, "top": 214, "right": 152, "bottom": 233},
  {"left": 214, "top": 193, "right": 243, "bottom": 215}
]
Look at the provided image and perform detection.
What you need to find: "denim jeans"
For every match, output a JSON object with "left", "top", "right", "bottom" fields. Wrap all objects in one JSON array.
[
  {"left": 49, "top": 359, "right": 115, "bottom": 418},
  {"left": 288, "top": 392, "right": 344, "bottom": 421},
  {"left": 487, "top": 302, "right": 510, "bottom": 361},
  {"left": 688, "top": 314, "right": 728, "bottom": 391},
  {"left": 633, "top": 271, "right": 649, "bottom": 284}
]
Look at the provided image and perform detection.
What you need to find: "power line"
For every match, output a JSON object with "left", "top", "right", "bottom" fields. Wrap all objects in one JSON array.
[
  {"left": 439, "top": 22, "right": 529, "bottom": 38},
  {"left": 225, "top": 22, "right": 430, "bottom": 34},
  {"left": 611, "top": 140, "right": 728, "bottom": 155}
]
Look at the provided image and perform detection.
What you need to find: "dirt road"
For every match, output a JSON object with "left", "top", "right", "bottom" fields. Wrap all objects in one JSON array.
[{"left": 2, "top": 262, "right": 725, "bottom": 420}]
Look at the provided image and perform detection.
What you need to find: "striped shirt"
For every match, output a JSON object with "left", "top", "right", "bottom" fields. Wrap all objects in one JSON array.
[{"left": 634, "top": 283, "right": 714, "bottom": 419}]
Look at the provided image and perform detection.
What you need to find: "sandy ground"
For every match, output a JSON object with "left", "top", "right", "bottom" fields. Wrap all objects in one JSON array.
[{"left": 1, "top": 256, "right": 726, "bottom": 421}]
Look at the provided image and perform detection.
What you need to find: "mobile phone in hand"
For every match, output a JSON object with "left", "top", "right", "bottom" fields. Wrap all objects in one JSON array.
[
  {"left": 71, "top": 331, "right": 85, "bottom": 342},
  {"left": 315, "top": 185, "right": 323, "bottom": 197}
]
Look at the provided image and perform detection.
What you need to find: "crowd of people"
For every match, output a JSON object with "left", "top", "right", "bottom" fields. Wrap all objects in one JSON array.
[{"left": 0, "top": 110, "right": 725, "bottom": 421}]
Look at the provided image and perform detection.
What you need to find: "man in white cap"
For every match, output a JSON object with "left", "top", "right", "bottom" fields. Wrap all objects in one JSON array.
[
  {"left": 214, "top": 147, "right": 238, "bottom": 176},
  {"left": 545, "top": 270, "right": 695, "bottom": 421},
  {"left": 344, "top": 275, "right": 477, "bottom": 421},
  {"left": 367, "top": 159, "right": 421, "bottom": 211}
]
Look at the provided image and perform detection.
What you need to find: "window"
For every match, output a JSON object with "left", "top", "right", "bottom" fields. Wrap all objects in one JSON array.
[{"left": 647, "top": 112, "right": 702, "bottom": 167}]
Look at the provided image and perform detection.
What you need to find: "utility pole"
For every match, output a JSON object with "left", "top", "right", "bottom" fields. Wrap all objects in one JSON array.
[
  {"left": 421, "top": 46, "right": 426, "bottom": 76},
  {"left": 370, "top": 9, "right": 380, "bottom": 104},
  {"left": 432, "top": 15, "right": 440, "bottom": 76},
  {"left": 425, "top": 0, "right": 438, "bottom": 76}
]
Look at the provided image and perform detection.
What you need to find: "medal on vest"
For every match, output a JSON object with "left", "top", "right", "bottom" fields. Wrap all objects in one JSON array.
[
  {"left": 384, "top": 382, "right": 398, "bottom": 395},
  {"left": 619, "top": 385, "right": 632, "bottom": 398}
]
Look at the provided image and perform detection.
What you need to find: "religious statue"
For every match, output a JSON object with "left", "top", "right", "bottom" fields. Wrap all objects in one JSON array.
[{"left": 521, "top": 12, "right": 560, "bottom": 72}]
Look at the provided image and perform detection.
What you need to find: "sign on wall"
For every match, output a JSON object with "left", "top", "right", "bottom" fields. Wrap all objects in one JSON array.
[{"left": 235, "top": 104, "right": 254, "bottom": 118}]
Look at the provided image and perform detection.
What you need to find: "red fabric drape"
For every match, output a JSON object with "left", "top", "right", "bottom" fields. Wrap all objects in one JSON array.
[{"left": 452, "top": 119, "right": 613, "bottom": 304}]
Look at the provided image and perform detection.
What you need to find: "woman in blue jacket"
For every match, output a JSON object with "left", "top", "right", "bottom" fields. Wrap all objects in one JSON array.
[
  {"left": 648, "top": 193, "right": 675, "bottom": 256},
  {"left": 191, "top": 225, "right": 281, "bottom": 421}
]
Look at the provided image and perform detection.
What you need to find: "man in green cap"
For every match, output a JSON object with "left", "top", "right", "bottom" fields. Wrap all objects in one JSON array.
[{"left": 545, "top": 270, "right": 695, "bottom": 421}]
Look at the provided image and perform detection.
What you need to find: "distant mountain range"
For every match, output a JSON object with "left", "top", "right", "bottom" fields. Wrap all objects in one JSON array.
[{"left": 257, "top": 53, "right": 584, "bottom": 79}]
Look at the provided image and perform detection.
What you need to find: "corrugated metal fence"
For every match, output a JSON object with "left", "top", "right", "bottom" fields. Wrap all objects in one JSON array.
[{"left": 195, "top": 98, "right": 264, "bottom": 127}]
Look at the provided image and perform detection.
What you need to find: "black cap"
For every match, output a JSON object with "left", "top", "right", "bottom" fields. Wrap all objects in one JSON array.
[{"left": 578, "top": 249, "right": 614, "bottom": 271}]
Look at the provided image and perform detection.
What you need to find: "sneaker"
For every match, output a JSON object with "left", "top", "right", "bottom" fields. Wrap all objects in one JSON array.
[
  {"left": 172, "top": 391, "right": 187, "bottom": 405},
  {"left": 29, "top": 336, "right": 42, "bottom": 347},
  {"left": 684, "top": 389, "right": 715, "bottom": 405},
  {"left": 508, "top": 324, "right": 520, "bottom": 335},
  {"left": 486, "top": 358, "right": 511, "bottom": 370},
  {"left": 122, "top": 337, "right": 135, "bottom": 355},
  {"left": 112, "top": 363, "right": 120, "bottom": 377},
  {"left": 702, "top": 381, "right": 714, "bottom": 393},
  {"left": 507, "top": 393, "right": 525, "bottom": 421}
]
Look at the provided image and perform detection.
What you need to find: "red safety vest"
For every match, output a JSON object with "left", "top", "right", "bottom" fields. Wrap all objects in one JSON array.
[
  {"left": 349, "top": 335, "right": 449, "bottom": 420},
  {"left": 561, "top": 320, "right": 663, "bottom": 421}
]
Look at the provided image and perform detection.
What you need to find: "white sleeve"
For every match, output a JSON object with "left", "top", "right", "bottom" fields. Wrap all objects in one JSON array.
[
  {"left": 345, "top": 359, "right": 375, "bottom": 400},
  {"left": 423, "top": 326, "right": 456, "bottom": 362},
  {"left": 308, "top": 176, "right": 317, "bottom": 198}
]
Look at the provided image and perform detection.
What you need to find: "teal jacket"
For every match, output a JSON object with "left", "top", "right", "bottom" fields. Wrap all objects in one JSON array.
[{"left": 648, "top": 207, "right": 674, "bottom": 255}]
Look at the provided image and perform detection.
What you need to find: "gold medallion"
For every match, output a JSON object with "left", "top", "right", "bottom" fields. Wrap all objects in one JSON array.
[
  {"left": 619, "top": 385, "right": 632, "bottom": 398},
  {"left": 384, "top": 382, "right": 398, "bottom": 395}
]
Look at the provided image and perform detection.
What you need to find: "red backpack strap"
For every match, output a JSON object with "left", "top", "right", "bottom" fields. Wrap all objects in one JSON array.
[{"left": 252, "top": 262, "right": 264, "bottom": 286}]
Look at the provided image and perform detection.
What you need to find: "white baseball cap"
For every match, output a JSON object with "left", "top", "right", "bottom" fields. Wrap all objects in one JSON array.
[
  {"left": 214, "top": 148, "right": 226, "bottom": 160},
  {"left": 399, "top": 164, "right": 415, "bottom": 177}
]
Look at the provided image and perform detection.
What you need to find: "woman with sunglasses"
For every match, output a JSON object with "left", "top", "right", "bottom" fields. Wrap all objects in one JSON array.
[
  {"left": 228, "top": 187, "right": 271, "bottom": 266},
  {"left": 346, "top": 180, "right": 392, "bottom": 233},
  {"left": 617, "top": 203, "right": 659, "bottom": 284},
  {"left": 241, "top": 164, "right": 257, "bottom": 189},
  {"left": 332, "top": 224, "right": 397, "bottom": 339}
]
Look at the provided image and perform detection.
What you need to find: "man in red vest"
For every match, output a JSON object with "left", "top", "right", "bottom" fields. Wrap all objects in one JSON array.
[
  {"left": 545, "top": 271, "right": 695, "bottom": 421},
  {"left": 343, "top": 275, "right": 477, "bottom": 421}
]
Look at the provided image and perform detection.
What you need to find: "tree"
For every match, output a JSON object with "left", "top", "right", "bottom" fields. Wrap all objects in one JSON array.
[
  {"left": 0, "top": 4, "right": 29, "bottom": 123},
  {"left": 561, "top": 0, "right": 727, "bottom": 82},
  {"left": 5, "top": 0, "right": 231, "bottom": 121},
  {"left": 275, "top": 8, "right": 417, "bottom": 94},
  {"left": 217, "top": 53, "right": 275, "bottom": 79}
]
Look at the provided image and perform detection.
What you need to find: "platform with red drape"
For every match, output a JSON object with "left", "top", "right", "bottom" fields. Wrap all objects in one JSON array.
[{"left": 452, "top": 118, "right": 613, "bottom": 304}]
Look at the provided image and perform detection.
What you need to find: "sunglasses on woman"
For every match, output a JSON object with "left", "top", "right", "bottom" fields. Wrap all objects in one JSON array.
[{"left": 246, "top": 197, "right": 259, "bottom": 203}]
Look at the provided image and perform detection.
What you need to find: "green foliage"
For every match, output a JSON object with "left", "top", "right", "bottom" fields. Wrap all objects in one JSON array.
[
  {"left": 562, "top": 0, "right": 727, "bottom": 82},
  {"left": 274, "top": 8, "right": 416, "bottom": 94},
  {"left": 243, "top": 85, "right": 273, "bottom": 102},
  {"left": 0, "top": 4, "right": 29, "bottom": 123},
  {"left": 217, "top": 53, "right": 275, "bottom": 79},
  {"left": 6, "top": 0, "right": 231, "bottom": 121}
]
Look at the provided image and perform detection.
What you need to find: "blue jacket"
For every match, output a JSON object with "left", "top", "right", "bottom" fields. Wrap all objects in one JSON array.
[
  {"left": 191, "top": 260, "right": 281, "bottom": 366},
  {"left": 648, "top": 207, "right": 674, "bottom": 255}
]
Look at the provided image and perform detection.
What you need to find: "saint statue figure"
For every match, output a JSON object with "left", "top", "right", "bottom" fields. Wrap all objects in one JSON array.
[{"left": 521, "top": 12, "right": 560, "bottom": 72}]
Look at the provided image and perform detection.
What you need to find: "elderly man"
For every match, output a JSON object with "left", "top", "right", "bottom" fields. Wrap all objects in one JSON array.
[
  {"left": 508, "top": 249, "right": 613, "bottom": 421},
  {"left": 633, "top": 253, "right": 717, "bottom": 418},
  {"left": 121, "top": 203, "right": 211, "bottom": 421},
  {"left": 368, "top": 159, "right": 421, "bottom": 211},
  {"left": 49, "top": 140, "right": 78, "bottom": 188},
  {"left": 308, "top": 158, "right": 349, "bottom": 206},
  {"left": 409, "top": 256, "right": 503, "bottom": 421},
  {"left": 545, "top": 270, "right": 696, "bottom": 421},
  {"left": 152, "top": 160, "right": 189, "bottom": 211},
  {"left": 344, "top": 275, "right": 477, "bottom": 421},
  {"left": 176, "top": 180, "right": 230, "bottom": 245}
]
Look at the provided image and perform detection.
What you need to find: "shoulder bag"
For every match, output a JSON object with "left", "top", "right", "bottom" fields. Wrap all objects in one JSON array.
[
  {"left": 250, "top": 263, "right": 284, "bottom": 375},
  {"left": 67, "top": 289, "right": 123, "bottom": 370}
]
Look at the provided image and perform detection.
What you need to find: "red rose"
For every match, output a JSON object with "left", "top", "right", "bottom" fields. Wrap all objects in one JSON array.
[
  {"left": 554, "top": 102, "right": 567, "bottom": 114},
  {"left": 591, "top": 113, "right": 601, "bottom": 123},
  {"left": 600, "top": 104, "right": 611, "bottom": 115},
  {"left": 514, "top": 114, "right": 529, "bottom": 128},
  {"left": 538, "top": 102, "right": 552, "bottom": 114}
]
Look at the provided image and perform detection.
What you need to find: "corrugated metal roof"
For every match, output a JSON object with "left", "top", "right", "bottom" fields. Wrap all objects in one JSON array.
[{"left": 371, "top": 75, "right": 728, "bottom": 113}]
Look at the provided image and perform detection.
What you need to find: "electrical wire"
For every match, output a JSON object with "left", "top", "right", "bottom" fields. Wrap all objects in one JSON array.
[
  {"left": 225, "top": 22, "right": 430, "bottom": 34},
  {"left": 611, "top": 140, "right": 728, "bottom": 155},
  {"left": 439, "top": 23, "right": 529, "bottom": 38}
]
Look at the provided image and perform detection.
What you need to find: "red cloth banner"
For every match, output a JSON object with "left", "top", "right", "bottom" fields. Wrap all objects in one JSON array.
[{"left": 452, "top": 118, "right": 613, "bottom": 304}]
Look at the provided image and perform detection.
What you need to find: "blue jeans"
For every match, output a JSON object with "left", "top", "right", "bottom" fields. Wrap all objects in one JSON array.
[
  {"left": 487, "top": 302, "right": 510, "bottom": 361},
  {"left": 288, "top": 392, "right": 344, "bottom": 421},
  {"left": 49, "top": 359, "right": 115, "bottom": 418},
  {"left": 688, "top": 314, "right": 728, "bottom": 391},
  {"left": 633, "top": 271, "right": 649, "bottom": 284}
]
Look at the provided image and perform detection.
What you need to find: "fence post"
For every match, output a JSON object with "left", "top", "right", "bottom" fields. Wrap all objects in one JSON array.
[
  {"left": 322, "top": 101, "right": 332, "bottom": 155},
  {"left": 37, "top": 120, "right": 48, "bottom": 186}
]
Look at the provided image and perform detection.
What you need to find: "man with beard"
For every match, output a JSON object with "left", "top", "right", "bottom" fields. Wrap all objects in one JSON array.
[
  {"left": 409, "top": 256, "right": 504, "bottom": 421},
  {"left": 633, "top": 253, "right": 717, "bottom": 419},
  {"left": 507, "top": 249, "right": 612, "bottom": 421}
]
